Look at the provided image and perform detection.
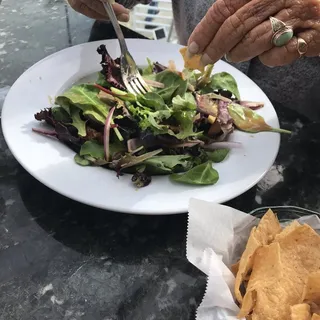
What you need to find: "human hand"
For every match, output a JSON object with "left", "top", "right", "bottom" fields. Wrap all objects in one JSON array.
[
  {"left": 187, "top": 0, "right": 320, "bottom": 67},
  {"left": 67, "top": 0, "right": 130, "bottom": 22}
]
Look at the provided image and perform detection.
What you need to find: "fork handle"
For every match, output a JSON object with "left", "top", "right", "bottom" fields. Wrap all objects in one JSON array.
[{"left": 102, "top": 1, "right": 128, "bottom": 54}]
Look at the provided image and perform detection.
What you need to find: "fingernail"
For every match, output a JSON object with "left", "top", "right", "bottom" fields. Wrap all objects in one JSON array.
[
  {"left": 224, "top": 53, "right": 232, "bottom": 63},
  {"left": 187, "top": 42, "right": 199, "bottom": 58},
  {"left": 201, "top": 54, "right": 213, "bottom": 67},
  {"left": 118, "top": 13, "right": 130, "bottom": 22}
]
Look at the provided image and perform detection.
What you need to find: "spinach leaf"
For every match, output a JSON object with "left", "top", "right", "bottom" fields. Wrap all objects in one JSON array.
[
  {"left": 80, "top": 141, "right": 105, "bottom": 159},
  {"left": 202, "top": 72, "right": 240, "bottom": 100},
  {"left": 80, "top": 140, "right": 125, "bottom": 161},
  {"left": 143, "top": 155, "right": 193, "bottom": 175},
  {"left": 171, "top": 110, "right": 197, "bottom": 140},
  {"left": 206, "top": 149, "right": 230, "bottom": 163},
  {"left": 170, "top": 161, "right": 219, "bottom": 185},
  {"left": 228, "top": 103, "right": 291, "bottom": 134},
  {"left": 74, "top": 154, "right": 91, "bottom": 166},
  {"left": 155, "top": 70, "right": 188, "bottom": 103},
  {"left": 137, "top": 92, "right": 167, "bottom": 111},
  {"left": 56, "top": 84, "right": 109, "bottom": 124}
]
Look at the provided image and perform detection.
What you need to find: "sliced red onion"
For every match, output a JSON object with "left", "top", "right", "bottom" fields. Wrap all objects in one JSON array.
[
  {"left": 32, "top": 128, "right": 57, "bottom": 136},
  {"left": 104, "top": 106, "right": 116, "bottom": 162},
  {"left": 204, "top": 141, "right": 242, "bottom": 150}
]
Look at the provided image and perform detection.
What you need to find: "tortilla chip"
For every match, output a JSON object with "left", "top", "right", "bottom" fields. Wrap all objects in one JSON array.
[
  {"left": 179, "top": 47, "right": 204, "bottom": 72},
  {"left": 243, "top": 224, "right": 320, "bottom": 320},
  {"left": 310, "top": 304, "right": 320, "bottom": 316},
  {"left": 254, "top": 209, "right": 282, "bottom": 243},
  {"left": 275, "top": 220, "right": 301, "bottom": 242},
  {"left": 234, "top": 209, "right": 281, "bottom": 303},
  {"left": 302, "top": 271, "right": 320, "bottom": 304},
  {"left": 290, "top": 304, "right": 311, "bottom": 320},
  {"left": 311, "top": 314, "right": 320, "bottom": 320},
  {"left": 238, "top": 242, "right": 287, "bottom": 319},
  {"left": 275, "top": 224, "right": 320, "bottom": 277},
  {"left": 238, "top": 289, "right": 257, "bottom": 318},
  {"left": 231, "top": 261, "right": 239, "bottom": 276}
]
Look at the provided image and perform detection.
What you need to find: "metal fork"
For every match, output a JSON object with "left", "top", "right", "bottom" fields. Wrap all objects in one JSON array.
[{"left": 102, "top": 0, "right": 151, "bottom": 95}]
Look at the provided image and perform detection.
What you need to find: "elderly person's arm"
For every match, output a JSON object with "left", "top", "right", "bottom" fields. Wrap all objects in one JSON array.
[
  {"left": 187, "top": 0, "right": 320, "bottom": 67},
  {"left": 68, "top": 0, "right": 150, "bottom": 22}
]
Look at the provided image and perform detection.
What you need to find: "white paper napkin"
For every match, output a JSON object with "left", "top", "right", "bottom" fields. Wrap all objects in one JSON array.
[{"left": 186, "top": 198, "right": 320, "bottom": 320}]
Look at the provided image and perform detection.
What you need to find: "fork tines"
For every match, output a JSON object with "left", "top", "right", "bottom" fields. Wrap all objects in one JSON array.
[{"left": 124, "top": 75, "right": 151, "bottom": 96}]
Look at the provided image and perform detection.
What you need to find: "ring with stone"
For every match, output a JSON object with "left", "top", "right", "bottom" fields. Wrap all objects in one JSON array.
[
  {"left": 270, "top": 17, "right": 287, "bottom": 34},
  {"left": 297, "top": 37, "right": 308, "bottom": 57},
  {"left": 269, "top": 16, "right": 294, "bottom": 47},
  {"left": 271, "top": 27, "right": 294, "bottom": 47}
]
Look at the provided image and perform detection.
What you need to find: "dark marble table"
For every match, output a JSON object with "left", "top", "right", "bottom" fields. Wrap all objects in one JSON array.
[{"left": 0, "top": 1, "right": 319, "bottom": 319}]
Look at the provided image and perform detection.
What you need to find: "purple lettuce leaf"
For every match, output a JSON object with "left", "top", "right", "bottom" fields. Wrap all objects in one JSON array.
[{"left": 97, "top": 45, "right": 126, "bottom": 90}]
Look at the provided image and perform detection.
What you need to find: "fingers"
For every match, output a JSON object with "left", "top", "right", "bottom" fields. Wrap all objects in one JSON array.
[
  {"left": 187, "top": 0, "right": 250, "bottom": 55},
  {"left": 199, "top": 0, "right": 285, "bottom": 65},
  {"left": 259, "top": 29, "right": 320, "bottom": 67},
  {"left": 68, "top": 0, "right": 107, "bottom": 20},
  {"left": 227, "top": 9, "right": 300, "bottom": 63},
  {"left": 67, "top": 0, "right": 130, "bottom": 22}
]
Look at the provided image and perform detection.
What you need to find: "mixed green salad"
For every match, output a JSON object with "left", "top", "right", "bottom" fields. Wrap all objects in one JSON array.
[{"left": 33, "top": 45, "right": 290, "bottom": 188}]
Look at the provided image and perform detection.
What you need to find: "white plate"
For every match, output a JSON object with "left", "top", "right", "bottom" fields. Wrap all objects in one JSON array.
[{"left": 2, "top": 39, "right": 280, "bottom": 215}]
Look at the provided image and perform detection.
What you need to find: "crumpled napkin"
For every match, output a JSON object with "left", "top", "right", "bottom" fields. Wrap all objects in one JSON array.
[{"left": 186, "top": 198, "right": 320, "bottom": 320}]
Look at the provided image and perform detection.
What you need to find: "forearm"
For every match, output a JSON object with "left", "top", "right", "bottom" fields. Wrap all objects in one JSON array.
[{"left": 117, "top": 0, "right": 151, "bottom": 9}]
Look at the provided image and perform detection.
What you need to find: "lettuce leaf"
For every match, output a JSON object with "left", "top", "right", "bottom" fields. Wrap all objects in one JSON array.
[
  {"left": 143, "top": 155, "right": 194, "bottom": 175},
  {"left": 170, "top": 92, "right": 197, "bottom": 139},
  {"left": 56, "top": 84, "right": 109, "bottom": 124},
  {"left": 51, "top": 106, "right": 70, "bottom": 122},
  {"left": 97, "top": 45, "right": 125, "bottom": 90},
  {"left": 80, "top": 141, "right": 105, "bottom": 159},
  {"left": 137, "top": 92, "right": 167, "bottom": 111},
  {"left": 170, "top": 161, "right": 219, "bottom": 185},
  {"left": 155, "top": 70, "right": 188, "bottom": 103},
  {"left": 201, "top": 72, "right": 240, "bottom": 99},
  {"left": 206, "top": 149, "right": 230, "bottom": 163},
  {"left": 172, "top": 92, "right": 197, "bottom": 111},
  {"left": 142, "top": 58, "right": 154, "bottom": 76},
  {"left": 70, "top": 108, "right": 86, "bottom": 137}
]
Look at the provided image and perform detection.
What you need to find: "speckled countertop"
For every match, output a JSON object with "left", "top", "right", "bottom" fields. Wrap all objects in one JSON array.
[{"left": 0, "top": 1, "right": 320, "bottom": 319}]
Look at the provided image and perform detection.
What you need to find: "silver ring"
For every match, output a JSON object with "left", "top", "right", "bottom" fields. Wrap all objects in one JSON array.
[
  {"left": 269, "top": 16, "right": 287, "bottom": 34},
  {"left": 297, "top": 37, "right": 308, "bottom": 58},
  {"left": 269, "top": 17, "right": 294, "bottom": 47}
]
